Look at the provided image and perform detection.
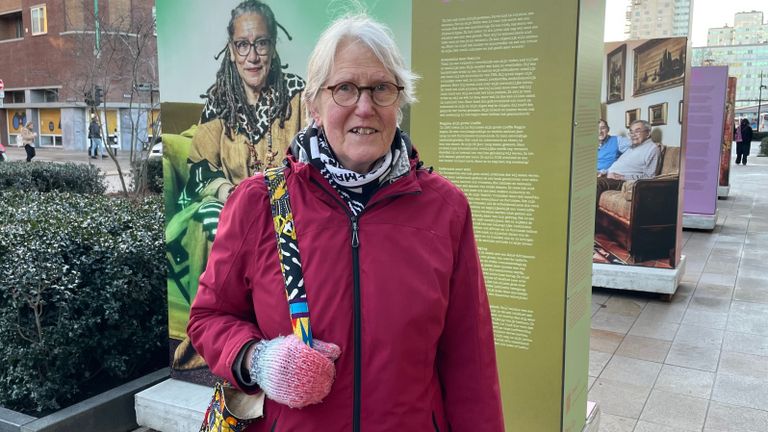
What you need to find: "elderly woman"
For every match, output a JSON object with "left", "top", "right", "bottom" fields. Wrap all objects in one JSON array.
[
  {"left": 189, "top": 14, "right": 503, "bottom": 432},
  {"left": 168, "top": 0, "right": 304, "bottom": 370}
]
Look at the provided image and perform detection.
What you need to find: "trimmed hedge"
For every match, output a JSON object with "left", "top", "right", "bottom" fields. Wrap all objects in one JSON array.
[
  {"left": 131, "top": 157, "right": 163, "bottom": 194},
  {"left": 0, "top": 191, "right": 166, "bottom": 415},
  {"left": 0, "top": 161, "right": 106, "bottom": 194}
]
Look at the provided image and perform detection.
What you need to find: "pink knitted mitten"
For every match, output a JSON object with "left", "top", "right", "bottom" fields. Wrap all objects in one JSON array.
[{"left": 249, "top": 336, "right": 340, "bottom": 408}]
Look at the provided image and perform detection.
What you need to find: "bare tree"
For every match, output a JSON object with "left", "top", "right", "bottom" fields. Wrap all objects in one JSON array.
[{"left": 62, "top": 0, "right": 159, "bottom": 196}]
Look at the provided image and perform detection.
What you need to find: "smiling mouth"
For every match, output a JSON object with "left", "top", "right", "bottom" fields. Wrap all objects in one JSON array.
[{"left": 351, "top": 127, "right": 377, "bottom": 135}]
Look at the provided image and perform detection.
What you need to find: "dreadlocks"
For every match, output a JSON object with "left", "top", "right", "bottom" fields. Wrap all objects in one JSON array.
[{"left": 202, "top": 0, "right": 295, "bottom": 139}]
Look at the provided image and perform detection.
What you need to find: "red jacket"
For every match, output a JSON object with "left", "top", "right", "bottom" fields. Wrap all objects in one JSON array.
[{"left": 188, "top": 152, "right": 504, "bottom": 432}]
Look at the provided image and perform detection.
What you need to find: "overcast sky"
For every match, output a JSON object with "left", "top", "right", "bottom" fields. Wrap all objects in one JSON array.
[{"left": 604, "top": 0, "right": 768, "bottom": 46}]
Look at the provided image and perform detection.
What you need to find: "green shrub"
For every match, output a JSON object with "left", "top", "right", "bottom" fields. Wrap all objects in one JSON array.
[
  {"left": 130, "top": 158, "right": 163, "bottom": 195},
  {"left": 0, "top": 161, "right": 106, "bottom": 194},
  {"left": 0, "top": 191, "right": 166, "bottom": 415}
]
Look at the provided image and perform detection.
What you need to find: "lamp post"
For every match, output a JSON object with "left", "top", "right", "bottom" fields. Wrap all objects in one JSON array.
[{"left": 757, "top": 72, "right": 767, "bottom": 132}]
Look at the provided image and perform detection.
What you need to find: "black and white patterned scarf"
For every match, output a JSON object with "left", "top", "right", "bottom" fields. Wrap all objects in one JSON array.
[
  {"left": 200, "top": 73, "right": 305, "bottom": 145},
  {"left": 292, "top": 122, "right": 411, "bottom": 216}
]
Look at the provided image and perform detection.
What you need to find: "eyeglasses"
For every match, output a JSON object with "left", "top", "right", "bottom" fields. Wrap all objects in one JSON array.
[
  {"left": 629, "top": 128, "right": 647, "bottom": 135},
  {"left": 325, "top": 82, "right": 404, "bottom": 107},
  {"left": 231, "top": 38, "right": 272, "bottom": 57}
]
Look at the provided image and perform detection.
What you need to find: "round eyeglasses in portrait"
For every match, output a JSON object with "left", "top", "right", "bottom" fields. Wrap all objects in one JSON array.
[{"left": 232, "top": 38, "right": 273, "bottom": 57}]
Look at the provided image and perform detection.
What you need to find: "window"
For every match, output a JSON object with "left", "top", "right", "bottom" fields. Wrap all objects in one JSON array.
[
  {"left": 3, "top": 91, "right": 25, "bottom": 104},
  {"left": 30, "top": 4, "right": 47, "bottom": 35},
  {"left": 0, "top": 11, "right": 23, "bottom": 41},
  {"left": 44, "top": 89, "right": 58, "bottom": 103}
]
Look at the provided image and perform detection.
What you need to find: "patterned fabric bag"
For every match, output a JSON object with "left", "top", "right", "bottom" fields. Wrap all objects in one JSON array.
[{"left": 199, "top": 166, "right": 313, "bottom": 432}]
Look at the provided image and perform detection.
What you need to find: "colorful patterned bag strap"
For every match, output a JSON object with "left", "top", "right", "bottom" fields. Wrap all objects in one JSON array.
[{"left": 264, "top": 166, "right": 313, "bottom": 347}]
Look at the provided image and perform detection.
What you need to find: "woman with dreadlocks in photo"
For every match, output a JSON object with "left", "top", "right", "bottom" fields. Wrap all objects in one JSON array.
[{"left": 168, "top": 0, "right": 304, "bottom": 372}]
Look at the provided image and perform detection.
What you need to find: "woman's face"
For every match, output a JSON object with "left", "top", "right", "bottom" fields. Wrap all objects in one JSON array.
[
  {"left": 229, "top": 13, "right": 273, "bottom": 99},
  {"left": 310, "top": 39, "right": 399, "bottom": 173}
]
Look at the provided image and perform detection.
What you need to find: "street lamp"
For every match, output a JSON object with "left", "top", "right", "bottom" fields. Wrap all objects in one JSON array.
[{"left": 757, "top": 72, "right": 767, "bottom": 132}]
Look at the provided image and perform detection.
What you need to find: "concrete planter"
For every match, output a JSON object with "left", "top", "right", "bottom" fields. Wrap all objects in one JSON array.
[{"left": 0, "top": 368, "right": 168, "bottom": 432}]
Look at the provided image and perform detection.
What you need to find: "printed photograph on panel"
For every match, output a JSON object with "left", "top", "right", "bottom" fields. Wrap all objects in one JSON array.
[
  {"left": 161, "top": 0, "right": 306, "bottom": 384},
  {"left": 595, "top": 38, "right": 687, "bottom": 269}
]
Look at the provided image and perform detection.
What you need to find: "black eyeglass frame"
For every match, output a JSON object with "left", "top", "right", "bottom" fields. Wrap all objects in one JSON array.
[
  {"left": 325, "top": 82, "right": 405, "bottom": 107},
  {"left": 231, "top": 38, "right": 273, "bottom": 57}
]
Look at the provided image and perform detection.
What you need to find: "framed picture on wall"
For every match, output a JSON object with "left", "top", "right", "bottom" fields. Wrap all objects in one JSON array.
[
  {"left": 649, "top": 102, "right": 668, "bottom": 126},
  {"left": 625, "top": 108, "right": 640, "bottom": 128},
  {"left": 633, "top": 37, "right": 686, "bottom": 96},
  {"left": 606, "top": 44, "right": 626, "bottom": 104},
  {"left": 678, "top": 100, "right": 684, "bottom": 124}
]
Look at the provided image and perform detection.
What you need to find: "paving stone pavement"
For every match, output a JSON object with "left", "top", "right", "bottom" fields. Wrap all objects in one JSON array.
[{"left": 590, "top": 145, "right": 768, "bottom": 432}]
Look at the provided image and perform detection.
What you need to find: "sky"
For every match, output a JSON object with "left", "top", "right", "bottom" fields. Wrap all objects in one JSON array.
[{"left": 604, "top": 0, "right": 768, "bottom": 46}]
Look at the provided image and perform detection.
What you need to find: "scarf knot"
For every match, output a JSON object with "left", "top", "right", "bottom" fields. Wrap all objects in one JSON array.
[{"left": 293, "top": 122, "right": 411, "bottom": 215}]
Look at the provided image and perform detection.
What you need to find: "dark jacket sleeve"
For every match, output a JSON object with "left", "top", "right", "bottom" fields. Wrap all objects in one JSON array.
[
  {"left": 436, "top": 201, "right": 504, "bottom": 432},
  {"left": 743, "top": 126, "right": 753, "bottom": 144},
  {"left": 187, "top": 179, "right": 267, "bottom": 391}
]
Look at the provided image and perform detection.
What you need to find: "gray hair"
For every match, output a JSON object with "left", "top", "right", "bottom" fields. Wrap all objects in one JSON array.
[
  {"left": 630, "top": 119, "right": 651, "bottom": 133},
  {"left": 303, "top": 14, "right": 418, "bottom": 121}
]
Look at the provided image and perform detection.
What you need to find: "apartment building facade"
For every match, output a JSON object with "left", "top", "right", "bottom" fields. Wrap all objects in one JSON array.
[
  {"left": 626, "top": 0, "right": 691, "bottom": 40},
  {"left": 0, "top": 0, "right": 157, "bottom": 151},
  {"left": 694, "top": 11, "right": 768, "bottom": 112},
  {"left": 706, "top": 11, "right": 768, "bottom": 47}
]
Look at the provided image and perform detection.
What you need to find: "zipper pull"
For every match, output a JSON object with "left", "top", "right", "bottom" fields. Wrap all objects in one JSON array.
[{"left": 351, "top": 217, "right": 360, "bottom": 248}]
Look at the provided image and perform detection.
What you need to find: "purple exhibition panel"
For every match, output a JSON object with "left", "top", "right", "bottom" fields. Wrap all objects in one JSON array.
[{"left": 683, "top": 66, "right": 728, "bottom": 215}]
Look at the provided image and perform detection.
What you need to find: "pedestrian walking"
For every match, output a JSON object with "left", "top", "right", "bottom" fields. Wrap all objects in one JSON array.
[
  {"left": 88, "top": 115, "right": 105, "bottom": 159},
  {"left": 735, "top": 118, "right": 753, "bottom": 165},
  {"left": 21, "top": 122, "right": 37, "bottom": 162}
]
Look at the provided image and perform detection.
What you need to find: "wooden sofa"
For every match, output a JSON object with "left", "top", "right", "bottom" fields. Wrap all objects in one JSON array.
[{"left": 596, "top": 144, "right": 680, "bottom": 264}]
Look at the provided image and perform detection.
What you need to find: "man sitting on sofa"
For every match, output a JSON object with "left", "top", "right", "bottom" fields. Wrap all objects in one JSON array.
[
  {"left": 596, "top": 119, "right": 660, "bottom": 206},
  {"left": 597, "top": 119, "right": 631, "bottom": 175}
]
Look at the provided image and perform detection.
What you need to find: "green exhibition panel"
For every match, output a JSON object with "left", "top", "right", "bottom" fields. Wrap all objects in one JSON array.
[{"left": 410, "top": 1, "right": 602, "bottom": 430}]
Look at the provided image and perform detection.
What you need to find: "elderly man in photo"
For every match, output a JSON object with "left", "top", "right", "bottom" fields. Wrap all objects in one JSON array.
[
  {"left": 597, "top": 119, "right": 631, "bottom": 175},
  {"left": 596, "top": 119, "right": 660, "bottom": 206}
]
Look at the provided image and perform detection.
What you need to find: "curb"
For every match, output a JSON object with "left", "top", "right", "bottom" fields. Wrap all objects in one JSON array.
[{"left": 0, "top": 368, "right": 169, "bottom": 432}]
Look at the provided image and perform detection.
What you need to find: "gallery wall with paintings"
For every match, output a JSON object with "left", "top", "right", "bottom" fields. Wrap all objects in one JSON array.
[{"left": 595, "top": 37, "right": 688, "bottom": 269}]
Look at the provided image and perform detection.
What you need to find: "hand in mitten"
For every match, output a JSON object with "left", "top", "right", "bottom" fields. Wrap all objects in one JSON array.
[{"left": 249, "top": 336, "right": 341, "bottom": 408}]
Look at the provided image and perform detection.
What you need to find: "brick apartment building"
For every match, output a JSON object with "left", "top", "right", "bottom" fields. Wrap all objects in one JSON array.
[{"left": 0, "top": 0, "right": 157, "bottom": 151}]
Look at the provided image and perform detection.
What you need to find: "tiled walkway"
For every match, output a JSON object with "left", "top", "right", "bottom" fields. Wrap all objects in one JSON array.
[{"left": 589, "top": 146, "right": 768, "bottom": 431}]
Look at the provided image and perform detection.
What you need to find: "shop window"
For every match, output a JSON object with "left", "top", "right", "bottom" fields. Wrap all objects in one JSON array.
[
  {"left": 0, "top": 11, "right": 23, "bottom": 41},
  {"left": 31, "top": 4, "right": 47, "bottom": 35}
]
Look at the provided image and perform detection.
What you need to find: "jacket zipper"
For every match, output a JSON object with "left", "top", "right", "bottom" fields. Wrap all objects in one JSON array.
[
  {"left": 309, "top": 176, "right": 420, "bottom": 432},
  {"left": 351, "top": 215, "right": 361, "bottom": 432}
]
